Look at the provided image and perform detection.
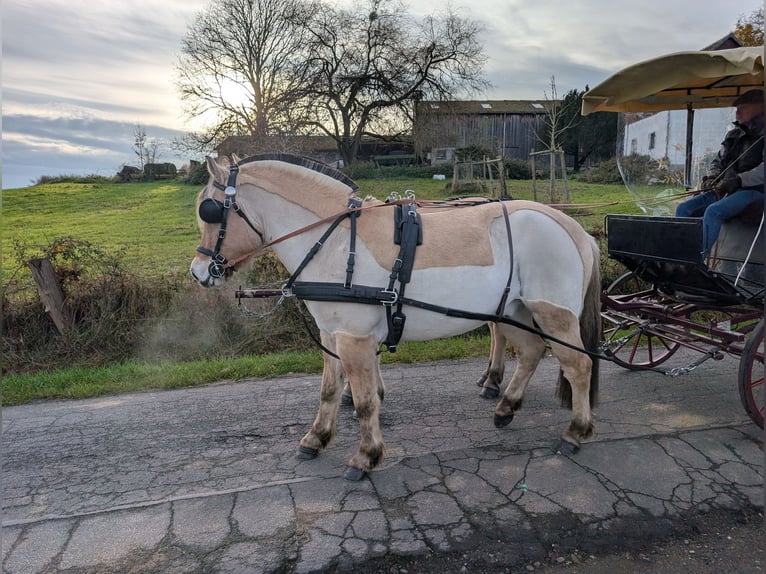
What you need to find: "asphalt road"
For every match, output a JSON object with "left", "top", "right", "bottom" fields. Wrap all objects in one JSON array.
[{"left": 2, "top": 350, "right": 763, "bottom": 573}]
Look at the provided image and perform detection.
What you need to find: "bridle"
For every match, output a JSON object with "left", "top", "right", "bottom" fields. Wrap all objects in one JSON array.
[{"left": 196, "top": 164, "right": 265, "bottom": 279}]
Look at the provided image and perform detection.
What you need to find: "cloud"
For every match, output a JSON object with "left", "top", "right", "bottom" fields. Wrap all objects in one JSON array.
[
  {"left": 2, "top": 113, "right": 191, "bottom": 189},
  {"left": 2, "top": 0, "right": 763, "bottom": 189}
]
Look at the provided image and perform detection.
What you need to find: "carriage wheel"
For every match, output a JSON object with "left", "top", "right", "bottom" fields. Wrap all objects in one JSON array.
[
  {"left": 738, "top": 319, "right": 764, "bottom": 429},
  {"left": 601, "top": 271, "right": 682, "bottom": 370}
]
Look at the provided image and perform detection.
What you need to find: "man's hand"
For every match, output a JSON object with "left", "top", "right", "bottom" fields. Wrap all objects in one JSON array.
[
  {"left": 699, "top": 175, "right": 716, "bottom": 190},
  {"left": 714, "top": 176, "right": 741, "bottom": 198}
]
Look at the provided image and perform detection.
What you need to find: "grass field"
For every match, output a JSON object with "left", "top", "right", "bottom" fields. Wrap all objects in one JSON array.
[
  {"left": 2, "top": 176, "right": 639, "bottom": 283},
  {"left": 2, "top": 174, "right": 642, "bottom": 405}
]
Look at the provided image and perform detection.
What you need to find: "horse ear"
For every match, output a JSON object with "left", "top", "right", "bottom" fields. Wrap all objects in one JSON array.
[
  {"left": 205, "top": 156, "right": 226, "bottom": 181},
  {"left": 232, "top": 153, "right": 241, "bottom": 164}
]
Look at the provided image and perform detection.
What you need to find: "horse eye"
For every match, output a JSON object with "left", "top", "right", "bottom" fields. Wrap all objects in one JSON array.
[{"left": 199, "top": 198, "right": 224, "bottom": 223}]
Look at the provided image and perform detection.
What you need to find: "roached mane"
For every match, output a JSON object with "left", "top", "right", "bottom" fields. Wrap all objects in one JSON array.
[{"left": 236, "top": 153, "right": 359, "bottom": 194}]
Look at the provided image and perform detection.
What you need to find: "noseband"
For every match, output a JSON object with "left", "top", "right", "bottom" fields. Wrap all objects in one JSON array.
[{"left": 196, "top": 164, "right": 264, "bottom": 279}]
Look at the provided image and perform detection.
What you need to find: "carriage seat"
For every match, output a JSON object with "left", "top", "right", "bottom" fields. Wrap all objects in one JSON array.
[
  {"left": 737, "top": 199, "right": 764, "bottom": 226},
  {"left": 711, "top": 201, "right": 764, "bottom": 285}
]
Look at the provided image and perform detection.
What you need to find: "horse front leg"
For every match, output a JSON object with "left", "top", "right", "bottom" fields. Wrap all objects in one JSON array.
[
  {"left": 476, "top": 322, "right": 507, "bottom": 399},
  {"left": 335, "top": 332, "right": 385, "bottom": 481},
  {"left": 493, "top": 326, "right": 546, "bottom": 426},
  {"left": 298, "top": 332, "right": 344, "bottom": 459}
]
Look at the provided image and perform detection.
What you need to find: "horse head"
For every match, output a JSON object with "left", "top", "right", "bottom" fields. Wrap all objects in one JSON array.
[{"left": 190, "top": 156, "right": 266, "bottom": 287}]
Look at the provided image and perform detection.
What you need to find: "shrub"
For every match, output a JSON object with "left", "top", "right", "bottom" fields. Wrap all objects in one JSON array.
[
  {"left": 341, "top": 161, "right": 380, "bottom": 180},
  {"left": 143, "top": 162, "right": 178, "bottom": 180},
  {"left": 1, "top": 236, "right": 321, "bottom": 374},
  {"left": 573, "top": 158, "right": 623, "bottom": 184},
  {"left": 184, "top": 161, "right": 210, "bottom": 185},
  {"left": 504, "top": 157, "right": 532, "bottom": 179},
  {"left": 455, "top": 144, "right": 493, "bottom": 161},
  {"left": 35, "top": 174, "right": 114, "bottom": 185},
  {"left": 342, "top": 161, "right": 451, "bottom": 180}
]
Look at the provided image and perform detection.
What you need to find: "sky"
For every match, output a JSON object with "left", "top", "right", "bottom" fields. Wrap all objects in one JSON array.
[{"left": 2, "top": 0, "right": 763, "bottom": 189}]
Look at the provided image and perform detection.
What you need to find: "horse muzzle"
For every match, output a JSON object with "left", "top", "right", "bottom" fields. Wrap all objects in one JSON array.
[{"left": 190, "top": 257, "right": 226, "bottom": 287}]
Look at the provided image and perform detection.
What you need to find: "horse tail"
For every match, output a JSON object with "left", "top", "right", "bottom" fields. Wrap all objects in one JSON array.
[
  {"left": 582, "top": 238, "right": 601, "bottom": 407},
  {"left": 556, "top": 237, "right": 601, "bottom": 408}
]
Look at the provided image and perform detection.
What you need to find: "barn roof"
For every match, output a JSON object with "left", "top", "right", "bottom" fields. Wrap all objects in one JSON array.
[{"left": 417, "top": 100, "right": 554, "bottom": 115}]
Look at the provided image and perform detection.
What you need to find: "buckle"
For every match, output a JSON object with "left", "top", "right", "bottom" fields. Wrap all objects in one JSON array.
[{"left": 380, "top": 289, "right": 399, "bottom": 306}]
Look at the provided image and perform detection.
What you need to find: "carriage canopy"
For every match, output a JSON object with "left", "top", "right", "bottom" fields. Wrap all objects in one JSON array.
[{"left": 582, "top": 46, "right": 763, "bottom": 115}]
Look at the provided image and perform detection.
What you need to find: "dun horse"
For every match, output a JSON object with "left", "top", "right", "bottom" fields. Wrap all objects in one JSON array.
[{"left": 190, "top": 154, "right": 601, "bottom": 480}]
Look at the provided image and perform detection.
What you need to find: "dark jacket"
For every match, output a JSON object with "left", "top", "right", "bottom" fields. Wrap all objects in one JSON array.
[{"left": 709, "top": 116, "right": 764, "bottom": 191}]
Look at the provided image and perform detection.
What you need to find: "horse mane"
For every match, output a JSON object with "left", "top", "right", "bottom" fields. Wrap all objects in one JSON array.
[{"left": 236, "top": 152, "right": 359, "bottom": 194}]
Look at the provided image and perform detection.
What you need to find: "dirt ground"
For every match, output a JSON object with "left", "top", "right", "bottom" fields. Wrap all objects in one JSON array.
[{"left": 358, "top": 508, "right": 764, "bottom": 574}]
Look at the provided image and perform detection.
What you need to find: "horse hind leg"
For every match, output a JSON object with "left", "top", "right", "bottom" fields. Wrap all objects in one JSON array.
[
  {"left": 340, "top": 367, "right": 384, "bottom": 408},
  {"left": 476, "top": 323, "right": 507, "bottom": 399},
  {"left": 527, "top": 301, "right": 595, "bottom": 452},
  {"left": 493, "top": 325, "right": 546, "bottom": 427},
  {"left": 341, "top": 376, "right": 353, "bottom": 406},
  {"left": 298, "top": 331, "right": 345, "bottom": 459}
]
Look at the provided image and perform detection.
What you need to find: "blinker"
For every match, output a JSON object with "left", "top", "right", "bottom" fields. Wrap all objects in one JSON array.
[{"left": 199, "top": 198, "right": 225, "bottom": 224}]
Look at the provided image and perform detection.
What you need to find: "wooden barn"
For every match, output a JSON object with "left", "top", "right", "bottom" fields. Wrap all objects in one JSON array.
[{"left": 413, "top": 100, "right": 553, "bottom": 164}]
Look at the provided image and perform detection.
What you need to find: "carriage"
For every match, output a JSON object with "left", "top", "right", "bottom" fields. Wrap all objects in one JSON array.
[{"left": 584, "top": 46, "right": 764, "bottom": 428}]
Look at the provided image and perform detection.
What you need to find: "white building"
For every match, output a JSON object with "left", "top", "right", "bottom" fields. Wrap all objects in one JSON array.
[{"left": 622, "top": 107, "right": 735, "bottom": 183}]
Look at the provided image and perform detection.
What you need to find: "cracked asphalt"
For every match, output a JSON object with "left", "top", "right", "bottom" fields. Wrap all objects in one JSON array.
[{"left": 2, "top": 351, "right": 763, "bottom": 573}]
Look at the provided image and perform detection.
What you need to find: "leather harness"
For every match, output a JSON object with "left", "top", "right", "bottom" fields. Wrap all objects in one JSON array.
[
  {"left": 283, "top": 195, "right": 514, "bottom": 353},
  {"left": 203, "top": 165, "right": 603, "bottom": 362}
]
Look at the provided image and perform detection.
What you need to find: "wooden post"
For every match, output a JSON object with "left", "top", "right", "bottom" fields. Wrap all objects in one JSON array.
[
  {"left": 452, "top": 160, "right": 458, "bottom": 192},
  {"left": 28, "top": 257, "right": 73, "bottom": 334},
  {"left": 486, "top": 156, "right": 495, "bottom": 198},
  {"left": 559, "top": 150, "right": 570, "bottom": 202}
]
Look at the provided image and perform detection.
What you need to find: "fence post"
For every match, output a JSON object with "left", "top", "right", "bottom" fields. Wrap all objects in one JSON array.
[{"left": 28, "top": 257, "right": 73, "bottom": 335}]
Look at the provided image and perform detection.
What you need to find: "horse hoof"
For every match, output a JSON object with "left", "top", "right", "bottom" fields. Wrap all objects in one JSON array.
[
  {"left": 494, "top": 412, "right": 514, "bottom": 427},
  {"left": 296, "top": 446, "right": 319, "bottom": 460},
  {"left": 480, "top": 387, "right": 500, "bottom": 400},
  {"left": 475, "top": 374, "right": 488, "bottom": 387},
  {"left": 341, "top": 393, "right": 354, "bottom": 407},
  {"left": 343, "top": 466, "right": 367, "bottom": 481},
  {"left": 555, "top": 438, "right": 580, "bottom": 457}
]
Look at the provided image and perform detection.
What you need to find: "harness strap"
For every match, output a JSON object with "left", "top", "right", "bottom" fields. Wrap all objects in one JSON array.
[
  {"left": 384, "top": 201, "right": 421, "bottom": 352},
  {"left": 283, "top": 280, "right": 607, "bottom": 362},
  {"left": 284, "top": 198, "right": 362, "bottom": 291},
  {"left": 494, "top": 202, "right": 514, "bottom": 317},
  {"left": 291, "top": 281, "right": 398, "bottom": 305},
  {"left": 345, "top": 198, "right": 362, "bottom": 288}
]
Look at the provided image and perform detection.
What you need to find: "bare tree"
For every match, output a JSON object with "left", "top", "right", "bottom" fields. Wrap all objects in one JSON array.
[
  {"left": 533, "top": 76, "right": 578, "bottom": 202},
  {"left": 299, "top": 0, "right": 488, "bottom": 165},
  {"left": 175, "top": 0, "right": 318, "bottom": 149},
  {"left": 133, "top": 123, "right": 160, "bottom": 170}
]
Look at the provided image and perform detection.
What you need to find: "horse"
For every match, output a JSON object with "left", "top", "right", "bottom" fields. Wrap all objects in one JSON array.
[{"left": 190, "top": 153, "right": 601, "bottom": 480}]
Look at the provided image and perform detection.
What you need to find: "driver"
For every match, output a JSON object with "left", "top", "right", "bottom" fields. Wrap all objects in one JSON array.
[{"left": 675, "top": 88, "right": 764, "bottom": 257}]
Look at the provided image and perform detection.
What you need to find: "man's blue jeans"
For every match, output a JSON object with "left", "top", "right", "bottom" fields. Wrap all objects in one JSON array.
[{"left": 675, "top": 190, "right": 763, "bottom": 255}]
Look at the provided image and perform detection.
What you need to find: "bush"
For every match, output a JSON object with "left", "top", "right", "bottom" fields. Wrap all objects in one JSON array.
[
  {"left": 504, "top": 158, "right": 532, "bottom": 179},
  {"left": 143, "top": 162, "right": 178, "bottom": 180},
  {"left": 455, "top": 145, "right": 493, "bottom": 161},
  {"left": 1, "top": 236, "right": 322, "bottom": 374},
  {"left": 572, "top": 158, "right": 623, "bottom": 184},
  {"left": 342, "top": 161, "right": 450, "bottom": 180},
  {"left": 183, "top": 161, "right": 210, "bottom": 185},
  {"left": 35, "top": 174, "right": 114, "bottom": 185}
]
